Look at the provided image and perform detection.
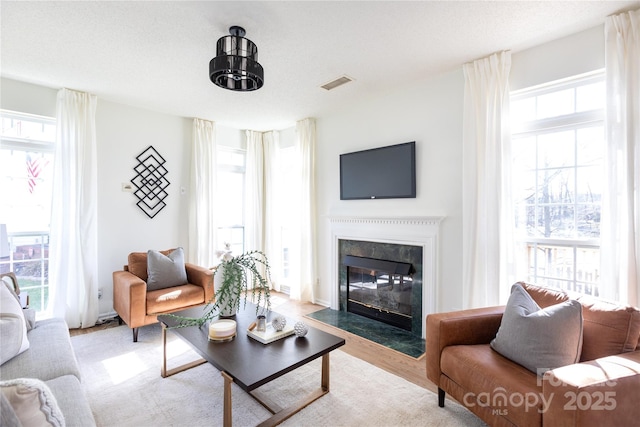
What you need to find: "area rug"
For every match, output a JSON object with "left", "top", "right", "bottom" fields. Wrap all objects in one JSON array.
[{"left": 71, "top": 324, "right": 486, "bottom": 426}]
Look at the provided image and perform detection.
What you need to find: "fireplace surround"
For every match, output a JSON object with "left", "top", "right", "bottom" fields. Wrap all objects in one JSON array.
[{"left": 330, "top": 216, "right": 443, "bottom": 339}]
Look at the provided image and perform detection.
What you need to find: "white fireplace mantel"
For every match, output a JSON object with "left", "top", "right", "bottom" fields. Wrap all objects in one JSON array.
[{"left": 329, "top": 216, "right": 444, "bottom": 339}]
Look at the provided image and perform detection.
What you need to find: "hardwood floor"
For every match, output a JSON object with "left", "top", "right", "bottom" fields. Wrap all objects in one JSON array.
[{"left": 70, "top": 291, "right": 436, "bottom": 393}]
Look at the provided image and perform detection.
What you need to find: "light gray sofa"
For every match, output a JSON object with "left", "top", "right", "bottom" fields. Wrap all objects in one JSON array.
[{"left": 0, "top": 318, "right": 96, "bottom": 426}]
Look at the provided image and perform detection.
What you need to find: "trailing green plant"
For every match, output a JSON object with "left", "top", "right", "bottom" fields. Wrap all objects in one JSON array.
[{"left": 168, "top": 250, "right": 272, "bottom": 328}]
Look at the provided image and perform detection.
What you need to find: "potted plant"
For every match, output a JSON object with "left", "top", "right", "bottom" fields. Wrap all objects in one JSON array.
[{"left": 170, "top": 245, "right": 272, "bottom": 328}]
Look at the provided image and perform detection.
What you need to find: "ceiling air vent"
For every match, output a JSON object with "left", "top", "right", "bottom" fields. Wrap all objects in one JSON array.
[{"left": 321, "top": 75, "right": 353, "bottom": 91}]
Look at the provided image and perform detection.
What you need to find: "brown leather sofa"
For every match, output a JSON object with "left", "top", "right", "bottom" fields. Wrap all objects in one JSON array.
[
  {"left": 426, "top": 282, "right": 640, "bottom": 426},
  {"left": 113, "top": 249, "right": 214, "bottom": 342}
]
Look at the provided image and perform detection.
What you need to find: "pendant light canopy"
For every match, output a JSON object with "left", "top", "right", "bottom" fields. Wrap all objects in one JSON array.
[{"left": 210, "top": 26, "right": 264, "bottom": 91}]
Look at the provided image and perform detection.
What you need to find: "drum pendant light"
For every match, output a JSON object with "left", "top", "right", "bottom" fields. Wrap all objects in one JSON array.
[{"left": 209, "top": 26, "right": 264, "bottom": 91}]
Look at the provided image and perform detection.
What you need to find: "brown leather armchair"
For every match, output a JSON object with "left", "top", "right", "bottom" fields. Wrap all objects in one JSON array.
[
  {"left": 113, "top": 249, "right": 214, "bottom": 342},
  {"left": 426, "top": 282, "right": 640, "bottom": 427}
]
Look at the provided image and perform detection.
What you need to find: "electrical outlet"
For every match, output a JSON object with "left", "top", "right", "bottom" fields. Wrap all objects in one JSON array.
[{"left": 98, "top": 289, "right": 103, "bottom": 299}]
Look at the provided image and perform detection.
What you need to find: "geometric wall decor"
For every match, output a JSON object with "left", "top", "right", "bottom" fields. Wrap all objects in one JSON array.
[{"left": 130, "top": 146, "right": 170, "bottom": 219}]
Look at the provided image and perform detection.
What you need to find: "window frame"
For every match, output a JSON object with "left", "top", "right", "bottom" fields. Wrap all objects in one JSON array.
[
  {"left": 0, "top": 109, "right": 56, "bottom": 313},
  {"left": 510, "top": 70, "right": 605, "bottom": 295}
]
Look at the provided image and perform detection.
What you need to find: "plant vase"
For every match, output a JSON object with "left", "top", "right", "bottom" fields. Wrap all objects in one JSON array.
[{"left": 213, "top": 263, "right": 240, "bottom": 317}]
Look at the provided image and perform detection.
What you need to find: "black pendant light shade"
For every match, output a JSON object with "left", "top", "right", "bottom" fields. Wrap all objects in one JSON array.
[{"left": 210, "top": 26, "right": 264, "bottom": 91}]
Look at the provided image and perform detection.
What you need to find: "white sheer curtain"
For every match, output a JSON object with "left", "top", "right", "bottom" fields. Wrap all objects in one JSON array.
[
  {"left": 461, "top": 51, "right": 514, "bottom": 309},
  {"left": 188, "top": 118, "right": 217, "bottom": 267},
  {"left": 262, "top": 131, "right": 281, "bottom": 290},
  {"left": 601, "top": 9, "right": 640, "bottom": 306},
  {"left": 288, "top": 118, "right": 317, "bottom": 302},
  {"left": 48, "top": 88, "right": 99, "bottom": 328},
  {"left": 244, "top": 130, "right": 280, "bottom": 283},
  {"left": 244, "top": 130, "right": 265, "bottom": 256}
]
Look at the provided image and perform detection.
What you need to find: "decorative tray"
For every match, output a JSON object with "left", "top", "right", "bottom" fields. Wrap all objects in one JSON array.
[{"left": 247, "top": 323, "right": 295, "bottom": 344}]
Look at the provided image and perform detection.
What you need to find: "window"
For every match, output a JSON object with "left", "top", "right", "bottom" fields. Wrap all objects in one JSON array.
[
  {"left": 216, "top": 147, "right": 245, "bottom": 255},
  {"left": 0, "top": 110, "right": 56, "bottom": 312},
  {"left": 510, "top": 72, "right": 604, "bottom": 296},
  {"left": 274, "top": 145, "right": 299, "bottom": 293}
]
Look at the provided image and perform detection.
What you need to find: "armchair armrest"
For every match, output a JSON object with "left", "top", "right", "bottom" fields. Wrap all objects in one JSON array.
[
  {"left": 112, "top": 270, "right": 147, "bottom": 328},
  {"left": 542, "top": 351, "right": 640, "bottom": 427},
  {"left": 426, "top": 306, "right": 504, "bottom": 385},
  {"left": 185, "top": 263, "right": 214, "bottom": 304}
]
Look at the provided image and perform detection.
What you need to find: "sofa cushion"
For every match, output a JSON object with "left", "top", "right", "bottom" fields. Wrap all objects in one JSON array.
[
  {"left": 441, "top": 344, "right": 542, "bottom": 427},
  {"left": 0, "top": 318, "right": 81, "bottom": 382},
  {"left": 127, "top": 248, "right": 174, "bottom": 281},
  {"left": 0, "top": 378, "right": 65, "bottom": 427},
  {"left": 491, "top": 283, "right": 583, "bottom": 374},
  {"left": 146, "top": 248, "right": 188, "bottom": 291},
  {"left": 519, "top": 282, "right": 569, "bottom": 307},
  {"left": 0, "top": 282, "right": 29, "bottom": 365},
  {"left": 146, "top": 284, "right": 205, "bottom": 315},
  {"left": 45, "top": 375, "right": 96, "bottom": 427},
  {"left": 521, "top": 282, "right": 640, "bottom": 361},
  {"left": 574, "top": 294, "right": 640, "bottom": 361}
]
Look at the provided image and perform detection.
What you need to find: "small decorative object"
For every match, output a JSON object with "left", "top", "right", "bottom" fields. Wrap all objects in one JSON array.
[
  {"left": 271, "top": 316, "right": 286, "bottom": 332},
  {"left": 256, "top": 315, "right": 266, "bottom": 332},
  {"left": 131, "top": 146, "right": 170, "bottom": 219},
  {"left": 208, "top": 319, "right": 236, "bottom": 342},
  {"left": 294, "top": 321, "right": 308, "bottom": 337}
]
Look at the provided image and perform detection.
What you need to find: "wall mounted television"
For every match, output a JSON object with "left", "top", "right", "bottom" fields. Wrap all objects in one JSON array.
[{"left": 340, "top": 141, "right": 416, "bottom": 200}]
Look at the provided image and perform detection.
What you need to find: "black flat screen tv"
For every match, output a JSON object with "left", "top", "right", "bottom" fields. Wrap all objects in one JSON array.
[{"left": 340, "top": 141, "right": 416, "bottom": 200}]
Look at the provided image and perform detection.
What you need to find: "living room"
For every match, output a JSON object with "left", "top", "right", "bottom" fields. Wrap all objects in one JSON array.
[{"left": 1, "top": 1, "right": 639, "bottom": 426}]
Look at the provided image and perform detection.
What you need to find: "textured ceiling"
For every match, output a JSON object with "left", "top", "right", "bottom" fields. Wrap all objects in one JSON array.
[{"left": 1, "top": 1, "right": 638, "bottom": 131}]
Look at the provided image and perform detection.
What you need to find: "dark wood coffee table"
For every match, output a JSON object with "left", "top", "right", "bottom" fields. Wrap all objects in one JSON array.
[{"left": 158, "top": 304, "right": 345, "bottom": 427}]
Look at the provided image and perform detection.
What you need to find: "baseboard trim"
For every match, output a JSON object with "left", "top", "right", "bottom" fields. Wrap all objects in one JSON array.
[{"left": 97, "top": 310, "right": 118, "bottom": 323}]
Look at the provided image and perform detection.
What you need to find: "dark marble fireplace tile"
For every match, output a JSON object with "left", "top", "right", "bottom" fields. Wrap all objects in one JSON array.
[
  {"left": 306, "top": 308, "right": 425, "bottom": 358},
  {"left": 339, "top": 239, "right": 423, "bottom": 338}
]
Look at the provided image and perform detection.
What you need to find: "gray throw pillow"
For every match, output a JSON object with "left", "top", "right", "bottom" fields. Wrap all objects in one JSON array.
[
  {"left": 146, "top": 248, "right": 188, "bottom": 291},
  {"left": 490, "top": 283, "right": 583, "bottom": 375}
]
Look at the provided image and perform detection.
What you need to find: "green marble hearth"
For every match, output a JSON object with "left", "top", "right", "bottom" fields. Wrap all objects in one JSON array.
[{"left": 305, "top": 308, "right": 425, "bottom": 358}]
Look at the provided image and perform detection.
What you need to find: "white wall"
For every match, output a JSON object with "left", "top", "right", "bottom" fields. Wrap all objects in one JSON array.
[
  {"left": 314, "top": 25, "right": 605, "bottom": 311},
  {"left": 315, "top": 69, "right": 464, "bottom": 310},
  {"left": 1, "top": 24, "right": 606, "bottom": 316},
  {"left": 95, "top": 101, "right": 192, "bottom": 315}
]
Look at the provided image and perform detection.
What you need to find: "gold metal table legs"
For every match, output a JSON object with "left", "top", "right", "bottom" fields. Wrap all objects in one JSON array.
[
  {"left": 222, "top": 353, "right": 331, "bottom": 427},
  {"left": 161, "top": 324, "right": 206, "bottom": 378}
]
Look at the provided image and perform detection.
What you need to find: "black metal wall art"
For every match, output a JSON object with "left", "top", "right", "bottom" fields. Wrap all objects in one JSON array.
[{"left": 131, "top": 146, "right": 170, "bottom": 219}]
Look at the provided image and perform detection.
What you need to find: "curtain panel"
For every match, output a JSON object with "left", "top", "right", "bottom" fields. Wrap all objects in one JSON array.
[
  {"left": 290, "top": 118, "right": 317, "bottom": 302},
  {"left": 461, "top": 51, "right": 515, "bottom": 309},
  {"left": 244, "top": 130, "right": 265, "bottom": 257},
  {"left": 48, "top": 88, "right": 99, "bottom": 328},
  {"left": 242, "top": 121, "right": 316, "bottom": 301},
  {"left": 601, "top": 9, "right": 640, "bottom": 306},
  {"left": 189, "top": 118, "right": 217, "bottom": 267},
  {"left": 244, "top": 130, "right": 278, "bottom": 282},
  {"left": 262, "top": 131, "right": 282, "bottom": 290}
]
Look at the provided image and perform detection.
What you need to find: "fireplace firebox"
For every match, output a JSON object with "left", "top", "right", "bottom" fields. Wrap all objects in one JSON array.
[{"left": 344, "top": 255, "right": 414, "bottom": 331}]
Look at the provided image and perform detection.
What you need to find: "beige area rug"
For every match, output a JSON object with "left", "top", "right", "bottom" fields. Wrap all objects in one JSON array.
[{"left": 71, "top": 323, "right": 486, "bottom": 427}]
